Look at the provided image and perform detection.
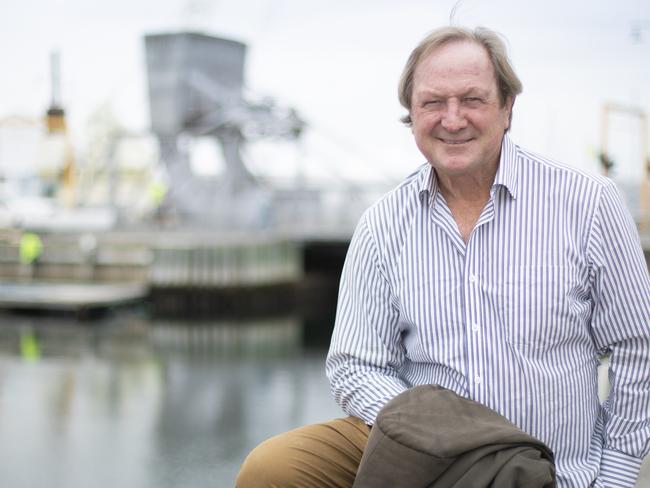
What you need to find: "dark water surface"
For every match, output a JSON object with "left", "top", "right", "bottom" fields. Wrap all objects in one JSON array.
[
  {"left": 1, "top": 310, "right": 649, "bottom": 487},
  {"left": 0, "top": 311, "right": 341, "bottom": 488}
]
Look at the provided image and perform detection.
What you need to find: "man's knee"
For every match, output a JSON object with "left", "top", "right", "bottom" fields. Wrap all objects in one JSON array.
[
  {"left": 236, "top": 418, "right": 370, "bottom": 488},
  {"left": 236, "top": 433, "right": 294, "bottom": 487}
]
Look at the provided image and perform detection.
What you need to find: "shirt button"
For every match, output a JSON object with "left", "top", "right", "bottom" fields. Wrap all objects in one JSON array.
[
  {"left": 468, "top": 274, "right": 477, "bottom": 283},
  {"left": 472, "top": 323, "right": 480, "bottom": 332},
  {"left": 475, "top": 375, "right": 482, "bottom": 384}
]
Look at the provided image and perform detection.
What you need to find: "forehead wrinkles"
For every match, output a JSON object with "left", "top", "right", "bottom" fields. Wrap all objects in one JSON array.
[{"left": 413, "top": 41, "right": 496, "bottom": 96}]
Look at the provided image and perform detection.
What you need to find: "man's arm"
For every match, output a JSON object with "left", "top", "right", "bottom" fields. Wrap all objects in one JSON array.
[
  {"left": 326, "top": 215, "right": 409, "bottom": 424},
  {"left": 588, "top": 180, "right": 650, "bottom": 487}
]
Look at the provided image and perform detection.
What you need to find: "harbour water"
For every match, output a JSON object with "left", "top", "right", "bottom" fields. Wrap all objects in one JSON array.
[
  {"left": 1, "top": 309, "right": 649, "bottom": 487},
  {"left": 0, "top": 310, "right": 341, "bottom": 488}
]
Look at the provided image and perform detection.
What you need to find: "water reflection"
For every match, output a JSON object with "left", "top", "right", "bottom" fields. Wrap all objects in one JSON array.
[{"left": 0, "top": 311, "right": 341, "bottom": 488}]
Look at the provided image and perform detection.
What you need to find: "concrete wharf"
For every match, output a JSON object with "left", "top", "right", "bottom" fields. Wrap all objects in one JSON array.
[
  {"left": 0, "top": 228, "right": 351, "bottom": 328},
  {"left": 0, "top": 282, "right": 147, "bottom": 311}
]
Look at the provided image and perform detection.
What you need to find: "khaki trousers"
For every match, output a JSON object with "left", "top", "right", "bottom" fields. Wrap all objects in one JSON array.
[{"left": 236, "top": 417, "right": 371, "bottom": 488}]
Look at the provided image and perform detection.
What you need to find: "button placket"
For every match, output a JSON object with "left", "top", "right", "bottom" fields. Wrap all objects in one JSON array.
[{"left": 465, "top": 235, "right": 486, "bottom": 399}]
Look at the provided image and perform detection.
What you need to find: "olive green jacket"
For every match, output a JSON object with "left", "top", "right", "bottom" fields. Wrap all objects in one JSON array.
[{"left": 353, "top": 385, "right": 556, "bottom": 488}]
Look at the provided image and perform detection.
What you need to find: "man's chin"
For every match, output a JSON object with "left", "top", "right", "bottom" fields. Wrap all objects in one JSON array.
[
  {"left": 433, "top": 149, "right": 472, "bottom": 167},
  {"left": 431, "top": 159, "right": 473, "bottom": 175}
]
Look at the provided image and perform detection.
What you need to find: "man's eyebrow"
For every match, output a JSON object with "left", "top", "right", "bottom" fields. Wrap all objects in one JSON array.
[
  {"left": 413, "top": 89, "right": 444, "bottom": 99},
  {"left": 462, "top": 87, "right": 490, "bottom": 96},
  {"left": 414, "top": 87, "right": 490, "bottom": 99}
]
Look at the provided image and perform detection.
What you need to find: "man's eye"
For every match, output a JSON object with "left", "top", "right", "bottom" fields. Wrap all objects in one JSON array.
[
  {"left": 463, "top": 97, "right": 483, "bottom": 104},
  {"left": 424, "top": 100, "right": 442, "bottom": 107}
]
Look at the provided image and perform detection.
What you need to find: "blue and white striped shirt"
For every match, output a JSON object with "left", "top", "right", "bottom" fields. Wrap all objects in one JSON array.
[{"left": 326, "top": 134, "right": 650, "bottom": 487}]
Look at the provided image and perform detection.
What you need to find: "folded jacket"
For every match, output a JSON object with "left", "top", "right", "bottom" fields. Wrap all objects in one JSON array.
[{"left": 353, "top": 385, "right": 556, "bottom": 488}]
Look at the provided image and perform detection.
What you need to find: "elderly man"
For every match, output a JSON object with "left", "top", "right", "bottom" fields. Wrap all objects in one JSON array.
[{"left": 237, "top": 26, "right": 650, "bottom": 487}]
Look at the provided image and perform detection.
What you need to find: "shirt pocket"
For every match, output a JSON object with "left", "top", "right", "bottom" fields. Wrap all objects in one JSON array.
[{"left": 501, "top": 265, "right": 572, "bottom": 350}]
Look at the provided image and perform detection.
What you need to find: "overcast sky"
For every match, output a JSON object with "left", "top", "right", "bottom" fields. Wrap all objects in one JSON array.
[{"left": 1, "top": 0, "right": 649, "bottom": 182}]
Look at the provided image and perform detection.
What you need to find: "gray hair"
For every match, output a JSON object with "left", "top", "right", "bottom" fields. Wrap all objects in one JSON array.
[{"left": 398, "top": 26, "right": 522, "bottom": 126}]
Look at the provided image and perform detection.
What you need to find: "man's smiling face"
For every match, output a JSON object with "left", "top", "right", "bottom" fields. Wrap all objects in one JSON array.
[{"left": 410, "top": 40, "right": 512, "bottom": 180}]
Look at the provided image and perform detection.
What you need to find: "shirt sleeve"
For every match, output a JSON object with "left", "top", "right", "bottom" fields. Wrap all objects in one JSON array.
[
  {"left": 326, "top": 214, "right": 409, "bottom": 424},
  {"left": 587, "top": 180, "right": 650, "bottom": 487}
]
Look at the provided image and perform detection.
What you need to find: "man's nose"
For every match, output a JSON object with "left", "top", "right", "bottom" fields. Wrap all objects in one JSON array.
[{"left": 440, "top": 100, "right": 467, "bottom": 132}]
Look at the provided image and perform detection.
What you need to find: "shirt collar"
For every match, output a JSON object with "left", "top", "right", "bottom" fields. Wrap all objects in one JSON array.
[
  {"left": 493, "top": 133, "right": 518, "bottom": 200},
  {"left": 417, "top": 133, "right": 519, "bottom": 204},
  {"left": 417, "top": 164, "right": 436, "bottom": 205}
]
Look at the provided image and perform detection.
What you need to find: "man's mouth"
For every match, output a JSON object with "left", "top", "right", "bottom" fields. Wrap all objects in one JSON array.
[{"left": 439, "top": 138, "right": 472, "bottom": 145}]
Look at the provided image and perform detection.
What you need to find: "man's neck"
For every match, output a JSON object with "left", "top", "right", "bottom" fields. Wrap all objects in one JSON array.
[
  {"left": 434, "top": 163, "right": 499, "bottom": 243},
  {"left": 435, "top": 164, "right": 497, "bottom": 205}
]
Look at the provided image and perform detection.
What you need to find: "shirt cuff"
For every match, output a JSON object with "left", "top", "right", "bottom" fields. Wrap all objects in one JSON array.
[{"left": 598, "top": 447, "right": 643, "bottom": 488}]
